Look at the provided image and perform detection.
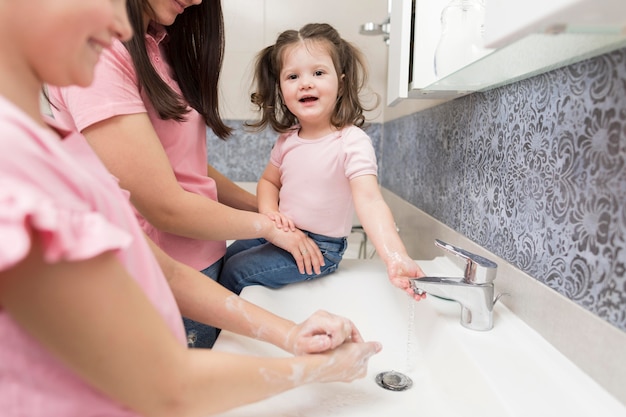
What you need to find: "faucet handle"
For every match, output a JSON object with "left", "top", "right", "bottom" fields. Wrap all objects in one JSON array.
[{"left": 434, "top": 239, "right": 497, "bottom": 284}]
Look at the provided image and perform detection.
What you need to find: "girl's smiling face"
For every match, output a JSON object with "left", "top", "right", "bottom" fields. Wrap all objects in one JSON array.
[{"left": 279, "top": 40, "right": 342, "bottom": 138}]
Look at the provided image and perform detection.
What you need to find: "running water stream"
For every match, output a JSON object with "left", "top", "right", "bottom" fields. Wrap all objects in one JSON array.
[{"left": 406, "top": 295, "right": 417, "bottom": 373}]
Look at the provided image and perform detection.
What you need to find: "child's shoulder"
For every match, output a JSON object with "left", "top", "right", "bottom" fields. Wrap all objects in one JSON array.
[
  {"left": 275, "top": 128, "right": 298, "bottom": 145},
  {"left": 339, "top": 124, "right": 371, "bottom": 142}
]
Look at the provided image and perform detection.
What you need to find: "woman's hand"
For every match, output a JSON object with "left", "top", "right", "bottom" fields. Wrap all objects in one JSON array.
[
  {"left": 386, "top": 253, "right": 427, "bottom": 302},
  {"left": 285, "top": 310, "right": 367, "bottom": 355},
  {"left": 265, "top": 227, "right": 324, "bottom": 275},
  {"left": 284, "top": 310, "right": 382, "bottom": 384},
  {"left": 308, "top": 339, "right": 382, "bottom": 384},
  {"left": 264, "top": 210, "right": 295, "bottom": 232}
]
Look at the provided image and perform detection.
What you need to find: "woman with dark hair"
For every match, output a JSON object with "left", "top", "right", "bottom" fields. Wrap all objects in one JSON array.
[
  {"left": 0, "top": 1, "right": 381, "bottom": 416},
  {"left": 48, "top": 0, "right": 324, "bottom": 348}
]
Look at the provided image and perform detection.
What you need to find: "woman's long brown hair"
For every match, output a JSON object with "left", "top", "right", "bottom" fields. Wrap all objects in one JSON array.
[{"left": 125, "top": 0, "right": 231, "bottom": 139}]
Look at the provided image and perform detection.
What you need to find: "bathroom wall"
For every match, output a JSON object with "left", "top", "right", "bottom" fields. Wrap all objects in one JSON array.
[
  {"left": 207, "top": 123, "right": 383, "bottom": 182},
  {"left": 208, "top": 46, "right": 626, "bottom": 335},
  {"left": 381, "top": 46, "right": 626, "bottom": 334}
]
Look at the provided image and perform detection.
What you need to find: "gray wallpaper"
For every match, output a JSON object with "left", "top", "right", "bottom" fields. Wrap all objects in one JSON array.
[
  {"left": 383, "top": 47, "right": 626, "bottom": 333},
  {"left": 207, "top": 47, "right": 626, "bottom": 333},
  {"left": 207, "top": 122, "right": 383, "bottom": 182}
]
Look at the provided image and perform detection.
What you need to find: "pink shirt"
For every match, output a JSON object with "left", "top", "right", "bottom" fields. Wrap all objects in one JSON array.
[
  {"left": 0, "top": 95, "right": 186, "bottom": 416},
  {"left": 47, "top": 24, "right": 225, "bottom": 271},
  {"left": 271, "top": 125, "right": 378, "bottom": 237}
]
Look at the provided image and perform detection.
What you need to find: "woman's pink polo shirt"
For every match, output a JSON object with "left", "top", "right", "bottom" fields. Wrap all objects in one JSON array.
[{"left": 48, "top": 25, "right": 226, "bottom": 271}]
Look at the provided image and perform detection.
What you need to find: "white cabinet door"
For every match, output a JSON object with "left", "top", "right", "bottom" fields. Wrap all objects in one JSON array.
[
  {"left": 387, "top": 0, "right": 626, "bottom": 104},
  {"left": 386, "top": 0, "right": 412, "bottom": 105},
  {"left": 387, "top": 0, "right": 496, "bottom": 104}
]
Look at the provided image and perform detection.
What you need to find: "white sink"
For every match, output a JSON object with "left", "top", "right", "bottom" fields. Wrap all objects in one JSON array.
[{"left": 212, "top": 257, "right": 626, "bottom": 417}]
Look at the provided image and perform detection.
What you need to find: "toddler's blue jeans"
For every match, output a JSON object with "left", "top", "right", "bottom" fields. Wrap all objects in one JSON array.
[
  {"left": 219, "top": 231, "right": 347, "bottom": 295},
  {"left": 182, "top": 258, "right": 223, "bottom": 349}
]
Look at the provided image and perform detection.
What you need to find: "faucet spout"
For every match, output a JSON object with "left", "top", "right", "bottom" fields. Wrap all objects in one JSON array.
[
  {"left": 411, "top": 277, "right": 495, "bottom": 331},
  {"left": 411, "top": 240, "right": 500, "bottom": 331}
]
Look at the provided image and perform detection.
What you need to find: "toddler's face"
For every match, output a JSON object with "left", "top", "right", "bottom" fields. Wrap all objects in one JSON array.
[{"left": 279, "top": 41, "right": 341, "bottom": 134}]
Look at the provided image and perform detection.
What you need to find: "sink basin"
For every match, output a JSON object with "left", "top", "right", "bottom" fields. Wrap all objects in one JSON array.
[{"left": 212, "top": 257, "right": 626, "bottom": 417}]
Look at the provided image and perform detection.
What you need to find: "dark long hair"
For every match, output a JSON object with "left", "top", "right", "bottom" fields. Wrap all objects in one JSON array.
[
  {"left": 124, "top": 0, "right": 231, "bottom": 139},
  {"left": 248, "top": 23, "right": 376, "bottom": 133}
]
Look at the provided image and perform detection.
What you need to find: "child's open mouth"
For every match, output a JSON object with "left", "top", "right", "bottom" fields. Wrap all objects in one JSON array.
[{"left": 299, "top": 96, "right": 318, "bottom": 103}]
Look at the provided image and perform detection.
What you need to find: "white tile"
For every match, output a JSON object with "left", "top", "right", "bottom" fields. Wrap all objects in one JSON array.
[
  {"left": 219, "top": 52, "right": 258, "bottom": 120},
  {"left": 223, "top": 0, "right": 266, "bottom": 53}
]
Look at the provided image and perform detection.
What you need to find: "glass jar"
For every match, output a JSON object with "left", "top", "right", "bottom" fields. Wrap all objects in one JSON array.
[{"left": 434, "top": 0, "right": 488, "bottom": 78}]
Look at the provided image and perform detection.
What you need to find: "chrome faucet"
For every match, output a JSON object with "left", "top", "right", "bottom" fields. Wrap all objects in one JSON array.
[{"left": 410, "top": 239, "right": 500, "bottom": 331}]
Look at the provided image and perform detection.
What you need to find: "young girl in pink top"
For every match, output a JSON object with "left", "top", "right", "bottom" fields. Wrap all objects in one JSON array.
[
  {"left": 47, "top": 0, "right": 325, "bottom": 348},
  {"left": 220, "top": 23, "right": 427, "bottom": 299},
  {"left": 0, "top": 2, "right": 381, "bottom": 416}
]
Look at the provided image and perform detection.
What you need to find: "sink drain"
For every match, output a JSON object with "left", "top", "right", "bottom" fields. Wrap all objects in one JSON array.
[{"left": 375, "top": 371, "right": 413, "bottom": 391}]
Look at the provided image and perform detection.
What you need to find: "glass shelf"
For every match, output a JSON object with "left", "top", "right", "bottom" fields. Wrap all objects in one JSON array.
[{"left": 408, "top": 29, "right": 626, "bottom": 98}]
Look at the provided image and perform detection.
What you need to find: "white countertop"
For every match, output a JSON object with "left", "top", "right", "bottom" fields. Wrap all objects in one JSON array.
[{"left": 212, "top": 258, "right": 626, "bottom": 417}]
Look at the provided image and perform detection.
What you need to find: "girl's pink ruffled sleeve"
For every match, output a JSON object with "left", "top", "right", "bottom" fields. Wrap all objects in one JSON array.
[{"left": 0, "top": 179, "right": 132, "bottom": 271}]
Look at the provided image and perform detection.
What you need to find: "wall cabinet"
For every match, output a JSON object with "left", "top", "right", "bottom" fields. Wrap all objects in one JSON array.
[{"left": 387, "top": 0, "right": 626, "bottom": 105}]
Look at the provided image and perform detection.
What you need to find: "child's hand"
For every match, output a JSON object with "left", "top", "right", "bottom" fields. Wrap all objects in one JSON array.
[
  {"left": 386, "top": 254, "right": 427, "bottom": 302},
  {"left": 264, "top": 211, "right": 296, "bottom": 232}
]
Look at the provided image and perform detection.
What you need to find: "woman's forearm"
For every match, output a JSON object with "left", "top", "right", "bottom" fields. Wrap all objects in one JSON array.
[
  {"left": 163, "top": 254, "right": 296, "bottom": 349},
  {"left": 207, "top": 164, "right": 258, "bottom": 211},
  {"left": 82, "top": 114, "right": 268, "bottom": 242},
  {"left": 147, "top": 234, "right": 294, "bottom": 348},
  {"left": 148, "top": 190, "right": 276, "bottom": 241},
  {"left": 180, "top": 350, "right": 333, "bottom": 416}
]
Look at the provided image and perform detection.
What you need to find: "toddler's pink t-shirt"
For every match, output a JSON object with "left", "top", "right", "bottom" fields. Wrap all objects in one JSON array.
[
  {"left": 271, "top": 125, "right": 378, "bottom": 237},
  {"left": 47, "top": 24, "right": 225, "bottom": 271},
  {"left": 0, "top": 95, "right": 187, "bottom": 416}
]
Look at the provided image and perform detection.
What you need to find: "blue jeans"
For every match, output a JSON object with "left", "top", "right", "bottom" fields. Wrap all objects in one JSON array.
[
  {"left": 219, "top": 231, "right": 347, "bottom": 295},
  {"left": 182, "top": 258, "right": 223, "bottom": 349}
]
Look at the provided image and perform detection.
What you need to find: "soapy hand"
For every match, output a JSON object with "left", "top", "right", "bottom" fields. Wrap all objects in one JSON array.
[
  {"left": 386, "top": 254, "right": 427, "bottom": 302},
  {"left": 284, "top": 310, "right": 382, "bottom": 384},
  {"left": 285, "top": 310, "right": 367, "bottom": 355},
  {"left": 312, "top": 339, "right": 382, "bottom": 384}
]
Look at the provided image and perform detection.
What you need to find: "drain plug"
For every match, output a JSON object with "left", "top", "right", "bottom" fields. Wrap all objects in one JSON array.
[{"left": 375, "top": 371, "right": 413, "bottom": 391}]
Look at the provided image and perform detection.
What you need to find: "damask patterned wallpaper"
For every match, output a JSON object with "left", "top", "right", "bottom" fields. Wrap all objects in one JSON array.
[
  {"left": 207, "top": 47, "right": 626, "bottom": 333},
  {"left": 382, "top": 47, "right": 626, "bottom": 333}
]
